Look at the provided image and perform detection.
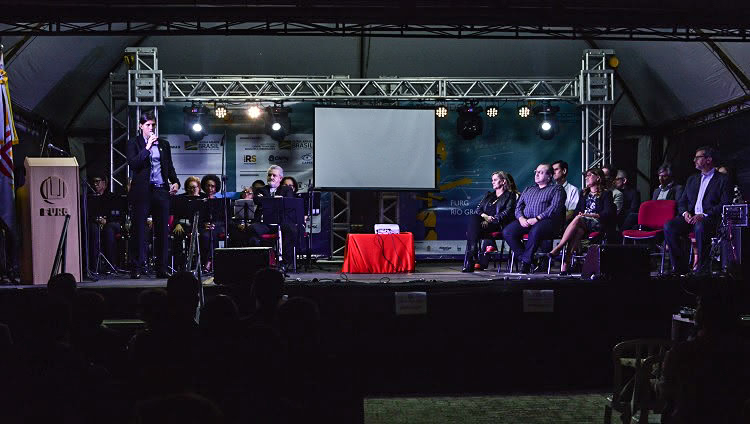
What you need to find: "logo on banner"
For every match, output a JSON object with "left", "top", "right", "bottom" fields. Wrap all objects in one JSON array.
[
  {"left": 184, "top": 140, "right": 200, "bottom": 151},
  {"left": 301, "top": 153, "right": 313, "bottom": 164},
  {"left": 268, "top": 154, "right": 289, "bottom": 164},
  {"left": 244, "top": 155, "right": 257, "bottom": 164},
  {"left": 40, "top": 176, "right": 66, "bottom": 205}
]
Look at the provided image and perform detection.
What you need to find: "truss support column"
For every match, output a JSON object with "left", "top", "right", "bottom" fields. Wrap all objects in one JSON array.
[
  {"left": 378, "top": 192, "right": 400, "bottom": 225},
  {"left": 331, "top": 192, "right": 351, "bottom": 258},
  {"left": 580, "top": 49, "right": 615, "bottom": 186}
]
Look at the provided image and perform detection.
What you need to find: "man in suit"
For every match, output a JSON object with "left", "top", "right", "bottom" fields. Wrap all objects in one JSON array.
[
  {"left": 250, "top": 165, "right": 298, "bottom": 272},
  {"left": 652, "top": 164, "right": 684, "bottom": 201},
  {"left": 615, "top": 169, "right": 641, "bottom": 230},
  {"left": 86, "top": 174, "right": 123, "bottom": 273},
  {"left": 664, "top": 146, "right": 731, "bottom": 274},
  {"left": 126, "top": 112, "right": 180, "bottom": 279}
]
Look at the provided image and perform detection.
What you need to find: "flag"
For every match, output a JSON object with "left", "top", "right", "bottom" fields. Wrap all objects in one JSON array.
[{"left": 0, "top": 52, "right": 18, "bottom": 233}]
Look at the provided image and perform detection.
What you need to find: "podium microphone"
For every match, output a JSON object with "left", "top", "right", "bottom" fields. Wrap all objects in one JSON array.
[{"left": 47, "top": 143, "right": 71, "bottom": 156}]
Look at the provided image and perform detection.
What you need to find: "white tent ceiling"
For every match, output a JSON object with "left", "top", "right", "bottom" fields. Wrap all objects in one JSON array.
[{"left": 3, "top": 34, "right": 749, "bottom": 131}]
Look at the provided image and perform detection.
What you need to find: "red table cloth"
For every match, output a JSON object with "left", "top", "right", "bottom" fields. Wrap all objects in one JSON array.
[{"left": 341, "top": 232, "right": 416, "bottom": 273}]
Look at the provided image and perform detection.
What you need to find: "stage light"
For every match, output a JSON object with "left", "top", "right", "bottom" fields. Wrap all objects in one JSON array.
[
  {"left": 183, "top": 103, "right": 208, "bottom": 142},
  {"left": 435, "top": 105, "right": 448, "bottom": 118},
  {"left": 486, "top": 106, "right": 499, "bottom": 118},
  {"left": 608, "top": 55, "right": 620, "bottom": 68},
  {"left": 265, "top": 105, "right": 291, "bottom": 141},
  {"left": 247, "top": 105, "right": 263, "bottom": 119},
  {"left": 518, "top": 105, "right": 531, "bottom": 118},
  {"left": 456, "top": 104, "right": 483, "bottom": 140},
  {"left": 533, "top": 102, "right": 560, "bottom": 140},
  {"left": 214, "top": 105, "right": 227, "bottom": 119}
]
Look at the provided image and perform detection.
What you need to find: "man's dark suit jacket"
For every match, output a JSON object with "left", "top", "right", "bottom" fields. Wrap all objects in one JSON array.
[
  {"left": 126, "top": 135, "right": 179, "bottom": 193},
  {"left": 651, "top": 183, "right": 684, "bottom": 201},
  {"left": 252, "top": 184, "right": 295, "bottom": 223},
  {"left": 678, "top": 171, "right": 731, "bottom": 217},
  {"left": 620, "top": 186, "right": 641, "bottom": 217}
]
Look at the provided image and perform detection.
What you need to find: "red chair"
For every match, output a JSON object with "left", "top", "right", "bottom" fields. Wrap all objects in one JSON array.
[
  {"left": 622, "top": 200, "right": 677, "bottom": 273},
  {"left": 477, "top": 231, "right": 509, "bottom": 273}
]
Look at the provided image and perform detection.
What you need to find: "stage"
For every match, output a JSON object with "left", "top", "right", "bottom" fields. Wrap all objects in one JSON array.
[{"left": 0, "top": 261, "right": 742, "bottom": 395}]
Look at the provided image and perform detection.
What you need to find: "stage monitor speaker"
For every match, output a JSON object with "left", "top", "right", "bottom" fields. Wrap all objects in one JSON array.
[
  {"left": 213, "top": 247, "right": 274, "bottom": 285},
  {"left": 581, "top": 244, "right": 650, "bottom": 280},
  {"left": 722, "top": 226, "right": 750, "bottom": 279}
]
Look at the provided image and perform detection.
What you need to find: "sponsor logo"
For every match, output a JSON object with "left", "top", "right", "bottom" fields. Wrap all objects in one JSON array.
[
  {"left": 40, "top": 176, "right": 66, "bottom": 205},
  {"left": 301, "top": 153, "right": 313, "bottom": 164},
  {"left": 268, "top": 154, "right": 290, "bottom": 163},
  {"left": 292, "top": 140, "right": 313, "bottom": 149},
  {"left": 40, "top": 208, "right": 69, "bottom": 216},
  {"left": 184, "top": 140, "right": 199, "bottom": 150},
  {"left": 244, "top": 155, "right": 257, "bottom": 164},
  {"left": 438, "top": 246, "right": 453, "bottom": 251}
]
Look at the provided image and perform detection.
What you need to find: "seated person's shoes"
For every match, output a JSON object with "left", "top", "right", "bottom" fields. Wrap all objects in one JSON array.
[{"left": 520, "top": 262, "right": 532, "bottom": 274}]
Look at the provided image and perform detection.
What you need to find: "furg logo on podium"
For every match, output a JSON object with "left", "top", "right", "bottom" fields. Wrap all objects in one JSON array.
[{"left": 40, "top": 176, "right": 66, "bottom": 205}]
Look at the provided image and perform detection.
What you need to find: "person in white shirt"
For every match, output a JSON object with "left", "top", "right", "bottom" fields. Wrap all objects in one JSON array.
[{"left": 552, "top": 160, "right": 579, "bottom": 222}]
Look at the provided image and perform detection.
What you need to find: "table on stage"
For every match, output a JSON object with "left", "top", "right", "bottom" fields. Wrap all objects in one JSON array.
[{"left": 341, "top": 232, "right": 416, "bottom": 273}]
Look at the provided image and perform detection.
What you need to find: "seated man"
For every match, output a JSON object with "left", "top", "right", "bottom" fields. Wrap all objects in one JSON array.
[
  {"left": 249, "top": 165, "right": 298, "bottom": 272},
  {"left": 615, "top": 169, "right": 641, "bottom": 231},
  {"left": 552, "top": 160, "right": 579, "bottom": 222},
  {"left": 86, "top": 174, "right": 123, "bottom": 272},
  {"left": 502, "top": 163, "right": 566, "bottom": 274},
  {"left": 652, "top": 164, "right": 684, "bottom": 201},
  {"left": 664, "top": 146, "right": 731, "bottom": 274}
]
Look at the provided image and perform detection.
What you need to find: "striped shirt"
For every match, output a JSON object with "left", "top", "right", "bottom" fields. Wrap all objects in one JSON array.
[{"left": 515, "top": 183, "right": 566, "bottom": 221}]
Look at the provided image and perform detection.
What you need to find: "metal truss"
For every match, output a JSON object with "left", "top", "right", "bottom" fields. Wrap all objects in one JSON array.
[
  {"left": 378, "top": 193, "right": 400, "bottom": 226},
  {"left": 331, "top": 192, "right": 350, "bottom": 258},
  {"left": 580, "top": 49, "right": 615, "bottom": 184},
  {"left": 0, "top": 22, "right": 748, "bottom": 42},
  {"left": 164, "top": 76, "right": 578, "bottom": 102},
  {"left": 109, "top": 73, "right": 129, "bottom": 192}
]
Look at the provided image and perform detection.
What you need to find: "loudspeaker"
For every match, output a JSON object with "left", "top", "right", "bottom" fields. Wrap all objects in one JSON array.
[
  {"left": 581, "top": 244, "right": 650, "bottom": 280},
  {"left": 722, "top": 226, "right": 750, "bottom": 278},
  {"left": 213, "top": 247, "right": 274, "bottom": 285}
]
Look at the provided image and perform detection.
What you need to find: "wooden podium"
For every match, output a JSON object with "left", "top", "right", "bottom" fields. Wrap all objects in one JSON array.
[{"left": 18, "top": 157, "right": 82, "bottom": 284}]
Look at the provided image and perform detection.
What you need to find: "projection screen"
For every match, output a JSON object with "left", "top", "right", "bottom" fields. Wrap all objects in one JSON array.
[{"left": 314, "top": 107, "right": 436, "bottom": 190}]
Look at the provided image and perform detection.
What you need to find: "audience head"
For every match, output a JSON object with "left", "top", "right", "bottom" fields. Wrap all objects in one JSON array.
[
  {"left": 601, "top": 164, "right": 616, "bottom": 187},
  {"left": 201, "top": 174, "right": 221, "bottom": 198},
  {"left": 281, "top": 176, "right": 298, "bottom": 193},
  {"left": 136, "top": 288, "right": 168, "bottom": 329},
  {"left": 279, "top": 296, "right": 321, "bottom": 352},
  {"left": 657, "top": 164, "right": 674, "bottom": 187},
  {"left": 167, "top": 271, "right": 201, "bottom": 321},
  {"left": 199, "top": 294, "right": 239, "bottom": 331},
  {"left": 252, "top": 179, "right": 266, "bottom": 190},
  {"left": 47, "top": 273, "right": 77, "bottom": 305},
  {"left": 267, "top": 165, "right": 283, "bottom": 189},
  {"left": 695, "top": 291, "right": 739, "bottom": 336},
  {"left": 251, "top": 268, "right": 285, "bottom": 311},
  {"left": 694, "top": 145, "right": 717, "bottom": 173},
  {"left": 73, "top": 291, "right": 106, "bottom": 330},
  {"left": 615, "top": 169, "right": 628, "bottom": 189},
  {"left": 583, "top": 167, "right": 606, "bottom": 195},
  {"left": 551, "top": 160, "right": 569, "bottom": 184},
  {"left": 534, "top": 163, "right": 553, "bottom": 187},
  {"left": 184, "top": 176, "right": 201, "bottom": 196},
  {"left": 490, "top": 170, "right": 514, "bottom": 193}
]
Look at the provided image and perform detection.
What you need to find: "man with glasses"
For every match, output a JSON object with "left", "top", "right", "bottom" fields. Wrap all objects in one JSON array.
[
  {"left": 601, "top": 165, "right": 624, "bottom": 214},
  {"left": 502, "top": 163, "right": 566, "bottom": 274},
  {"left": 615, "top": 169, "right": 641, "bottom": 230},
  {"left": 652, "top": 164, "right": 683, "bottom": 201},
  {"left": 250, "top": 165, "right": 297, "bottom": 273},
  {"left": 664, "top": 146, "right": 731, "bottom": 274}
]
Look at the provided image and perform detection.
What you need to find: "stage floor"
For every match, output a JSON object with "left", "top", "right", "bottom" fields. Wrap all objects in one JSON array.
[{"left": 0, "top": 260, "right": 645, "bottom": 289}]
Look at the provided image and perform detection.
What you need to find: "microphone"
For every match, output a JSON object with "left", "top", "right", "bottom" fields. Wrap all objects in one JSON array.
[{"left": 47, "top": 144, "right": 70, "bottom": 156}]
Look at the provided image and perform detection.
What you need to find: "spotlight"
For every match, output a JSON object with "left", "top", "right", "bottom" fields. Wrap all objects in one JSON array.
[
  {"left": 265, "top": 105, "right": 291, "bottom": 141},
  {"left": 183, "top": 103, "right": 208, "bottom": 142},
  {"left": 435, "top": 105, "right": 448, "bottom": 118},
  {"left": 456, "top": 104, "right": 483, "bottom": 140},
  {"left": 247, "top": 105, "right": 263, "bottom": 119},
  {"left": 533, "top": 102, "right": 560, "bottom": 140},
  {"left": 518, "top": 105, "right": 531, "bottom": 118},
  {"left": 214, "top": 105, "right": 227, "bottom": 119},
  {"left": 486, "top": 106, "right": 499, "bottom": 118}
]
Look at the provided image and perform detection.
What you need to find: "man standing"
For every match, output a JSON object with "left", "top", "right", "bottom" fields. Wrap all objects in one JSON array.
[
  {"left": 664, "top": 146, "right": 731, "bottom": 274},
  {"left": 652, "top": 164, "right": 683, "bottom": 201},
  {"left": 552, "top": 160, "right": 579, "bottom": 222},
  {"left": 615, "top": 169, "right": 641, "bottom": 230},
  {"left": 250, "top": 165, "right": 298, "bottom": 272},
  {"left": 502, "top": 163, "right": 566, "bottom": 273}
]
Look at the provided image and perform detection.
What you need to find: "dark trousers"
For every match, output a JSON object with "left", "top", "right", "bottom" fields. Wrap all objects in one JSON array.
[
  {"left": 250, "top": 222, "right": 299, "bottom": 267},
  {"left": 465, "top": 214, "right": 501, "bottom": 257},
  {"left": 129, "top": 185, "right": 170, "bottom": 273},
  {"left": 199, "top": 222, "right": 226, "bottom": 266},
  {"left": 502, "top": 218, "right": 559, "bottom": 265},
  {"left": 88, "top": 221, "right": 120, "bottom": 269},
  {"left": 664, "top": 214, "right": 719, "bottom": 273}
]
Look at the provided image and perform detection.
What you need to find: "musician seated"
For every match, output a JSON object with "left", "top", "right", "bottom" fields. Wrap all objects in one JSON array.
[
  {"left": 281, "top": 176, "right": 299, "bottom": 194},
  {"left": 171, "top": 176, "right": 205, "bottom": 269},
  {"left": 249, "top": 165, "right": 298, "bottom": 271},
  {"left": 86, "top": 175, "right": 123, "bottom": 272}
]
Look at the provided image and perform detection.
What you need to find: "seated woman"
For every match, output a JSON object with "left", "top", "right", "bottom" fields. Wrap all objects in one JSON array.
[
  {"left": 281, "top": 176, "right": 299, "bottom": 194},
  {"left": 462, "top": 171, "right": 517, "bottom": 272},
  {"left": 199, "top": 174, "right": 225, "bottom": 271},
  {"left": 546, "top": 167, "right": 616, "bottom": 275}
]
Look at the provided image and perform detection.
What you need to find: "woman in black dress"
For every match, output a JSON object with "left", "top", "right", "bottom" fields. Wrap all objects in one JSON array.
[
  {"left": 462, "top": 171, "right": 518, "bottom": 272},
  {"left": 547, "top": 167, "right": 616, "bottom": 275}
]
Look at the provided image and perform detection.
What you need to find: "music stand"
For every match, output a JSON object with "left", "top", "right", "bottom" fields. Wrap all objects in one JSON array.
[{"left": 256, "top": 197, "right": 304, "bottom": 270}]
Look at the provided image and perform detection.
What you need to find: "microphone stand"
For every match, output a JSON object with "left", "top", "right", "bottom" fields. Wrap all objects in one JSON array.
[{"left": 219, "top": 129, "right": 229, "bottom": 248}]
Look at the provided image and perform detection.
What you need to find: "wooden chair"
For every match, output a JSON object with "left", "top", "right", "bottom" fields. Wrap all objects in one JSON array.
[
  {"left": 630, "top": 352, "right": 667, "bottom": 424},
  {"left": 604, "top": 338, "right": 673, "bottom": 424}
]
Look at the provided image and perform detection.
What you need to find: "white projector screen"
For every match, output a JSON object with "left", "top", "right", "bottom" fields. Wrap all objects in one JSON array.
[{"left": 314, "top": 107, "right": 436, "bottom": 190}]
